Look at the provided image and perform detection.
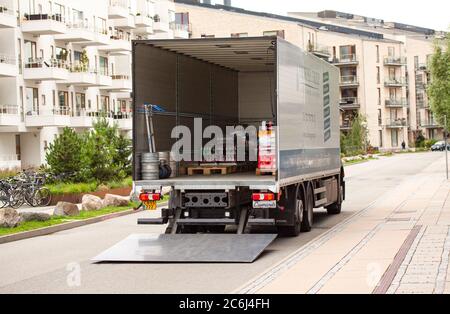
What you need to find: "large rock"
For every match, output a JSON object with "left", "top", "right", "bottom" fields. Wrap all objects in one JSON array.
[
  {"left": 53, "top": 202, "right": 80, "bottom": 217},
  {"left": 82, "top": 194, "right": 104, "bottom": 211},
  {"left": 103, "top": 194, "right": 130, "bottom": 208},
  {"left": 0, "top": 208, "right": 21, "bottom": 228},
  {"left": 20, "top": 212, "right": 51, "bottom": 222}
]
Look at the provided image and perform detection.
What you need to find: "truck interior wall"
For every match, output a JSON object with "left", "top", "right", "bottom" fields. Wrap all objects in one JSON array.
[
  {"left": 238, "top": 72, "right": 275, "bottom": 126},
  {"left": 133, "top": 44, "right": 241, "bottom": 179}
]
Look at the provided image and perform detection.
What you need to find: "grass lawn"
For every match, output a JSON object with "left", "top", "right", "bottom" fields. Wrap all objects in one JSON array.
[
  {"left": 47, "top": 177, "right": 133, "bottom": 196},
  {"left": 344, "top": 157, "right": 377, "bottom": 166},
  {"left": 0, "top": 204, "right": 135, "bottom": 237},
  {"left": 0, "top": 197, "right": 170, "bottom": 237}
]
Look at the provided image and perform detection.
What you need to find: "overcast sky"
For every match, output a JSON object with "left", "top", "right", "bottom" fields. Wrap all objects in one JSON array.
[{"left": 213, "top": 0, "right": 450, "bottom": 31}]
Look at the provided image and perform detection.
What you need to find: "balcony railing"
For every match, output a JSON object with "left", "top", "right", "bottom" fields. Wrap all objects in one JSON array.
[
  {"left": 0, "top": 6, "right": 14, "bottom": 16},
  {"left": 384, "top": 78, "right": 407, "bottom": 87},
  {"left": 384, "top": 56, "right": 407, "bottom": 66},
  {"left": 24, "top": 58, "right": 70, "bottom": 69},
  {"left": 0, "top": 54, "right": 16, "bottom": 65},
  {"left": 66, "top": 21, "right": 108, "bottom": 35},
  {"left": 109, "top": 0, "right": 129, "bottom": 9},
  {"left": 415, "top": 63, "right": 428, "bottom": 72},
  {"left": 385, "top": 98, "right": 408, "bottom": 108},
  {"left": 111, "top": 74, "right": 130, "bottom": 80},
  {"left": 385, "top": 118, "right": 407, "bottom": 128},
  {"left": 340, "top": 75, "right": 359, "bottom": 86},
  {"left": 23, "top": 13, "right": 66, "bottom": 23},
  {"left": 340, "top": 97, "right": 360, "bottom": 109},
  {"left": 0, "top": 154, "right": 19, "bottom": 162},
  {"left": 332, "top": 54, "right": 358, "bottom": 65},
  {"left": 420, "top": 121, "right": 441, "bottom": 128},
  {"left": 0, "top": 105, "right": 18, "bottom": 115},
  {"left": 341, "top": 121, "right": 353, "bottom": 130}
]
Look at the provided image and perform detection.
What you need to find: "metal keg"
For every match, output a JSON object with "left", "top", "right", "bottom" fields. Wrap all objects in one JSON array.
[
  {"left": 158, "top": 151, "right": 170, "bottom": 165},
  {"left": 141, "top": 152, "right": 159, "bottom": 180}
]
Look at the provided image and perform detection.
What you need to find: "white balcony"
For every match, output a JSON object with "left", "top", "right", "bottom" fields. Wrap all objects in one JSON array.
[
  {"left": 0, "top": 155, "right": 21, "bottom": 170},
  {"left": 54, "top": 23, "right": 109, "bottom": 46},
  {"left": 0, "top": 7, "right": 16, "bottom": 28},
  {"left": 25, "top": 108, "right": 71, "bottom": 127},
  {"left": 0, "top": 105, "right": 21, "bottom": 126},
  {"left": 115, "top": 92, "right": 132, "bottom": 100},
  {"left": 113, "top": 14, "right": 136, "bottom": 29},
  {"left": 70, "top": 111, "right": 96, "bottom": 128},
  {"left": 0, "top": 55, "right": 18, "bottom": 77},
  {"left": 153, "top": 20, "right": 170, "bottom": 33},
  {"left": 95, "top": 73, "right": 113, "bottom": 87},
  {"left": 115, "top": 113, "right": 132, "bottom": 130},
  {"left": 63, "top": 68, "right": 98, "bottom": 86},
  {"left": 135, "top": 15, "right": 153, "bottom": 27},
  {"left": 99, "top": 37, "right": 132, "bottom": 55},
  {"left": 24, "top": 59, "right": 69, "bottom": 81},
  {"left": 171, "top": 23, "right": 189, "bottom": 39},
  {"left": 21, "top": 14, "right": 67, "bottom": 35},
  {"left": 108, "top": 0, "right": 130, "bottom": 19},
  {"left": 103, "top": 75, "right": 132, "bottom": 91}
]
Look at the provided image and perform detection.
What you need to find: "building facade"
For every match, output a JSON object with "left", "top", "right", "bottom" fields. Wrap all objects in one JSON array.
[
  {"left": 0, "top": 0, "right": 190, "bottom": 170},
  {"left": 175, "top": 0, "right": 443, "bottom": 151}
]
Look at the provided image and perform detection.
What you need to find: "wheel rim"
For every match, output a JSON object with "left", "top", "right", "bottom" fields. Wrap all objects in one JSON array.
[{"left": 297, "top": 197, "right": 304, "bottom": 224}]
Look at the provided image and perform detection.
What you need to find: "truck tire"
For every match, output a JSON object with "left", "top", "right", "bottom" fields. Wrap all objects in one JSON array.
[
  {"left": 326, "top": 185, "right": 343, "bottom": 215},
  {"left": 301, "top": 185, "right": 314, "bottom": 232},
  {"left": 278, "top": 186, "right": 303, "bottom": 237}
]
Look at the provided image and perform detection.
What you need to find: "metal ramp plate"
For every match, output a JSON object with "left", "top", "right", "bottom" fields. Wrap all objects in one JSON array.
[{"left": 93, "top": 234, "right": 277, "bottom": 263}]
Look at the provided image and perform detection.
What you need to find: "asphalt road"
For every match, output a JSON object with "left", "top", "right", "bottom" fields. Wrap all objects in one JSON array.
[{"left": 0, "top": 152, "right": 445, "bottom": 293}]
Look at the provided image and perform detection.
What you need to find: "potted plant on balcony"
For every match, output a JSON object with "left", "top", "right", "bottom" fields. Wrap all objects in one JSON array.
[
  {"left": 80, "top": 50, "right": 89, "bottom": 72},
  {"left": 154, "top": 14, "right": 160, "bottom": 22}
]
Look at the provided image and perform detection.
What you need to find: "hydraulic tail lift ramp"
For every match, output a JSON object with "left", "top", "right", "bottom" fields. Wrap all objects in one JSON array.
[{"left": 93, "top": 234, "right": 277, "bottom": 263}]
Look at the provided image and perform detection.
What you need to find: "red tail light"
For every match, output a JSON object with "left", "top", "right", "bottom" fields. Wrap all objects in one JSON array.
[
  {"left": 252, "top": 193, "right": 275, "bottom": 201},
  {"left": 139, "top": 193, "right": 161, "bottom": 202}
]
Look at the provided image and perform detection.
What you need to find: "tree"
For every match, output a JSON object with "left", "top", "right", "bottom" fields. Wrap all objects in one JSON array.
[
  {"left": 81, "top": 118, "right": 119, "bottom": 183},
  {"left": 45, "top": 127, "right": 83, "bottom": 182},
  {"left": 114, "top": 134, "right": 132, "bottom": 177},
  {"left": 341, "top": 115, "right": 369, "bottom": 156},
  {"left": 428, "top": 34, "right": 450, "bottom": 129}
]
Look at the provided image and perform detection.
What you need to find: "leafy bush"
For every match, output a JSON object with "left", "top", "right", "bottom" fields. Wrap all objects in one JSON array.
[
  {"left": 341, "top": 115, "right": 369, "bottom": 157},
  {"left": 45, "top": 119, "right": 132, "bottom": 184},
  {"left": 45, "top": 127, "right": 83, "bottom": 182},
  {"left": 425, "top": 139, "right": 438, "bottom": 149},
  {"left": 415, "top": 133, "right": 426, "bottom": 148}
]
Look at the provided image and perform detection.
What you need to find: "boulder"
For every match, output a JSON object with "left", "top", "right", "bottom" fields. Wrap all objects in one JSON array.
[
  {"left": 20, "top": 212, "right": 51, "bottom": 222},
  {"left": 103, "top": 194, "right": 130, "bottom": 208},
  {"left": 82, "top": 194, "right": 104, "bottom": 211},
  {"left": 0, "top": 208, "right": 21, "bottom": 228},
  {"left": 53, "top": 202, "right": 80, "bottom": 217}
]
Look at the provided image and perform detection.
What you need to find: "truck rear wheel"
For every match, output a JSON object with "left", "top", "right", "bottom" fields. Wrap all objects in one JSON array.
[
  {"left": 278, "top": 186, "right": 304, "bottom": 237},
  {"left": 326, "top": 185, "right": 343, "bottom": 215},
  {"left": 301, "top": 185, "right": 314, "bottom": 232}
]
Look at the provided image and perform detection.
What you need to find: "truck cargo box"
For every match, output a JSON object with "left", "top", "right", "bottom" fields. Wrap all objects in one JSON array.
[{"left": 132, "top": 37, "right": 340, "bottom": 193}]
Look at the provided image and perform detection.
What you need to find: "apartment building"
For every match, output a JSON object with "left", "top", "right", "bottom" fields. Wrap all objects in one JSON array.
[
  {"left": 288, "top": 10, "right": 444, "bottom": 145},
  {"left": 0, "top": 0, "right": 190, "bottom": 170},
  {"left": 175, "top": 0, "right": 443, "bottom": 151}
]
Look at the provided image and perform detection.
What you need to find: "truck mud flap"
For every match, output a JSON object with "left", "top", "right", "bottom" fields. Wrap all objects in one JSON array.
[{"left": 93, "top": 234, "right": 277, "bottom": 263}]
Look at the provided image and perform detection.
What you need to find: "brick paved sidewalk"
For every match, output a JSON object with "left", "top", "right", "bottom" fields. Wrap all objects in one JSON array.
[{"left": 238, "top": 156, "right": 450, "bottom": 294}]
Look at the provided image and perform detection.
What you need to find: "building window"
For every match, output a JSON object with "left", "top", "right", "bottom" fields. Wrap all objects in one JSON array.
[
  {"left": 201, "top": 34, "right": 215, "bottom": 38},
  {"left": 376, "top": 66, "right": 380, "bottom": 84},
  {"left": 231, "top": 33, "right": 248, "bottom": 38},
  {"left": 376, "top": 45, "right": 380, "bottom": 63},
  {"left": 379, "top": 130, "right": 383, "bottom": 148},
  {"left": 339, "top": 45, "right": 356, "bottom": 61},
  {"left": 388, "top": 47, "right": 395, "bottom": 57},
  {"left": 391, "top": 130, "right": 399, "bottom": 147},
  {"left": 263, "top": 30, "right": 285, "bottom": 38}
]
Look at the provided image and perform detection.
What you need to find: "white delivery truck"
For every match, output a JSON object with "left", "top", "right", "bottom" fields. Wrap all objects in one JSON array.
[{"left": 94, "top": 37, "right": 344, "bottom": 263}]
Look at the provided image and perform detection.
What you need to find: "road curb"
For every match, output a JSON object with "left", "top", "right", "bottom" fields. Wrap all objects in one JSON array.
[{"left": 0, "top": 202, "right": 168, "bottom": 245}]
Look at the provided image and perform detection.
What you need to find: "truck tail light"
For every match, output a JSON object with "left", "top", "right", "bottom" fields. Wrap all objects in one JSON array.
[
  {"left": 252, "top": 193, "right": 275, "bottom": 201},
  {"left": 139, "top": 193, "right": 161, "bottom": 202}
]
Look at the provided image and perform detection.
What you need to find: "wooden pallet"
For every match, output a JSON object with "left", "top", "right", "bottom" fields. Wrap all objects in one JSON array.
[
  {"left": 256, "top": 168, "right": 277, "bottom": 176},
  {"left": 187, "top": 165, "right": 237, "bottom": 176}
]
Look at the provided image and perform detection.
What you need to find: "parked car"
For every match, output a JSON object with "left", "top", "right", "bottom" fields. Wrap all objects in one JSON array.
[{"left": 431, "top": 141, "right": 447, "bottom": 151}]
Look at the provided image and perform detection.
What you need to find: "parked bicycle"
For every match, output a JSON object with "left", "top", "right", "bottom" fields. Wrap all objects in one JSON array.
[{"left": 0, "top": 170, "right": 52, "bottom": 209}]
